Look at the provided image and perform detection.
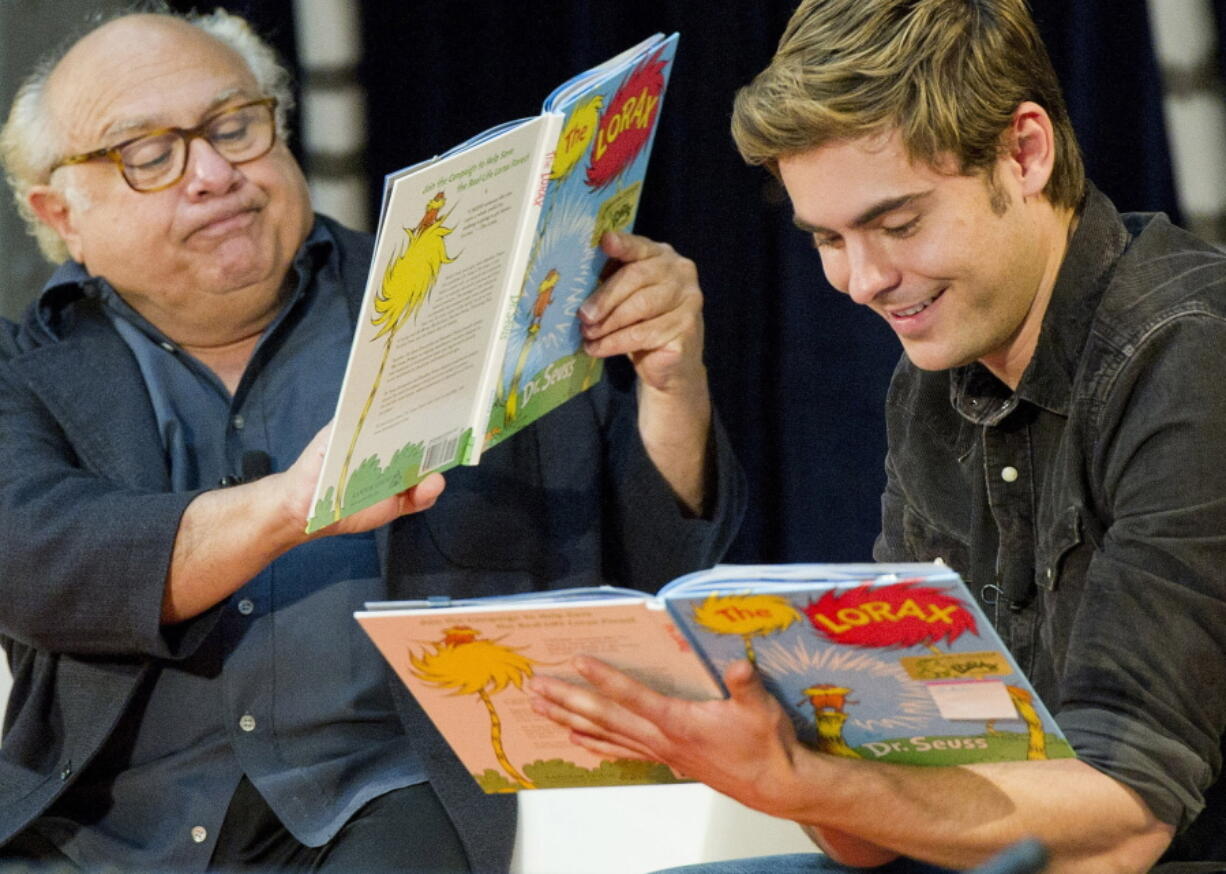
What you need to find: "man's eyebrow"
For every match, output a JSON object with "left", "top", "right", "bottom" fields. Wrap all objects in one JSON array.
[
  {"left": 792, "top": 189, "right": 933, "bottom": 235},
  {"left": 99, "top": 87, "right": 258, "bottom": 142}
]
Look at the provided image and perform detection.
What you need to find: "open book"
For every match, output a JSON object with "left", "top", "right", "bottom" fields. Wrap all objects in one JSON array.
[
  {"left": 356, "top": 563, "right": 1075, "bottom": 793},
  {"left": 306, "top": 33, "right": 679, "bottom": 532}
]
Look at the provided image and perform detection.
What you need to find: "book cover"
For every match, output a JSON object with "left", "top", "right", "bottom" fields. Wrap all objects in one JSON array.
[
  {"left": 483, "top": 33, "right": 679, "bottom": 450},
  {"left": 661, "top": 564, "right": 1076, "bottom": 765},
  {"left": 357, "top": 564, "right": 1074, "bottom": 794},
  {"left": 306, "top": 34, "right": 678, "bottom": 533},
  {"left": 355, "top": 593, "right": 722, "bottom": 792}
]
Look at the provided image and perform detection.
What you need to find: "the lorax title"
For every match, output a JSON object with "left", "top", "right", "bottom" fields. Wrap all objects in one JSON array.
[
  {"left": 803, "top": 581, "right": 977, "bottom": 650},
  {"left": 586, "top": 48, "right": 668, "bottom": 190}
]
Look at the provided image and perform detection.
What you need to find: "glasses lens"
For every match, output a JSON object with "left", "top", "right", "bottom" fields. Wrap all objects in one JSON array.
[
  {"left": 207, "top": 102, "right": 275, "bottom": 163},
  {"left": 119, "top": 132, "right": 185, "bottom": 191}
]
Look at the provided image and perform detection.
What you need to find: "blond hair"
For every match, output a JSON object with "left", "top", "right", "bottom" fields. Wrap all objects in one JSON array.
[
  {"left": 0, "top": 7, "right": 295, "bottom": 264},
  {"left": 731, "top": 0, "right": 1085, "bottom": 209}
]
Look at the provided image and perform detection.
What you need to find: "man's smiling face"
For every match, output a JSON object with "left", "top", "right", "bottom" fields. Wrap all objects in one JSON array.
[{"left": 779, "top": 129, "right": 1052, "bottom": 380}]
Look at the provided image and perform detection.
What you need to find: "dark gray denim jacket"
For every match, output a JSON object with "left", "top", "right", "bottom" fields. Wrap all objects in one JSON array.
[{"left": 875, "top": 186, "right": 1226, "bottom": 866}]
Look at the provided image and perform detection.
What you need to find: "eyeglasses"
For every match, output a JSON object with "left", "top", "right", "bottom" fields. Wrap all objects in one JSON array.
[{"left": 50, "top": 97, "right": 278, "bottom": 193}]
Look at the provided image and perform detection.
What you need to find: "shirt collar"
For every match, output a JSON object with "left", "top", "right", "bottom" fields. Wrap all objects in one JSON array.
[
  {"left": 951, "top": 184, "right": 1132, "bottom": 425},
  {"left": 31, "top": 215, "right": 337, "bottom": 342}
]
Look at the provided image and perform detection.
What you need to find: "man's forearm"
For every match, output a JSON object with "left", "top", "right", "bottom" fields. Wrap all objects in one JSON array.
[
  {"left": 636, "top": 368, "right": 712, "bottom": 516},
  {"left": 161, "top": 476, "right": 304, "bottom": 623},
  {"left": 778, "top": 753, "right": 1173, "bottom": 873}
]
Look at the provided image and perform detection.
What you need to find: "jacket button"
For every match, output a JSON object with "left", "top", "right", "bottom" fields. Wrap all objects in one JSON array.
[{"left": 60, "top": 762, "right": 72, "bottom": 780}]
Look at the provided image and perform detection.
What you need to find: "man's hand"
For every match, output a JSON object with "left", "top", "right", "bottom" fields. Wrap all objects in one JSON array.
[
  {"left": 286, "top": 421, "right": 446, "bottom": 538},
  {"left": 529, "top": 657, "right": 806, "bottom": 815},
  {"left": 582, "top": 232, "right": 711, "bottom": 513},
  {"left": 161, "top": 422, "right": 445, "bottom": 624},
  {"left": 529, "top": 656, "right": 1174, "bottom": 872},
  {"left": 582, "top": 232, "right": 706, "bottom": 394}
]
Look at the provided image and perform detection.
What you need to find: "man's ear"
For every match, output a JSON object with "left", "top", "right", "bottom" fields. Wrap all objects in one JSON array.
[
  {"left": 1004, "top": 100, "right": 1056, "bottom": 199},
  {"left": 27, "top": 183, "right": 84, "bottom": 262}
]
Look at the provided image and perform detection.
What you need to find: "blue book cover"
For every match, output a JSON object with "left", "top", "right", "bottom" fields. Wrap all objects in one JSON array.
[
  {"left": 661, "top": 563, "right": 1076, "bottom": 765},
  {"left": 484, "top": 33, "right": 679, "bottom": 449}
]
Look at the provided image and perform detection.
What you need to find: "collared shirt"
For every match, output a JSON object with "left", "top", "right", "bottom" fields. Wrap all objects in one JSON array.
[
  {"left": 32, "top": 219, "right": 424, "bottom": 872},
  {"left": 875, "top": 186, "right": 1226, "bottom": 865}
]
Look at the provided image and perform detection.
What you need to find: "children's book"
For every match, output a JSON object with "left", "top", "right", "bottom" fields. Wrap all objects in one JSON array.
[
  {"left": 307, "top": 33, "right": 679, "bottom": 533},
  {"left": 355, "top": 563, "right": 1075, "bottom": 794}
]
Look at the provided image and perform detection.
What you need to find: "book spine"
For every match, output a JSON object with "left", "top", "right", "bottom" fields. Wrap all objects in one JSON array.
[{"left": 463, "top": 112, "right": 565, "bottom": 464}]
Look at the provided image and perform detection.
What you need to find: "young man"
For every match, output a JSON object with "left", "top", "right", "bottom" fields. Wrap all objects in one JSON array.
[
  {"left": 530, "top": 1, "right": 1226, "bottom": 871},
  {"left": 0, "top": 10, "right": 743, "bottom": 872}
]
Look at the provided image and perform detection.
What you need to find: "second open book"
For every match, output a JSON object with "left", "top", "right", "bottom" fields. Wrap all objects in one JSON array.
[
  {"left": 356, "top": 563, "right": 1075, "bottom": 793},
  {"left": 305, "top": 34, "right": 678, "bottom": 532}
]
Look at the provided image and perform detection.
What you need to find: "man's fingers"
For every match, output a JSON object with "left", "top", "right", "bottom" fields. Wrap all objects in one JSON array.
[
  {"left": 600, "top": 229, "right": 660, "bottom": 264},
  {"left": 584, "top": 310, "right": 687, "bottom": 359},
  {"left": 582, "top": 233, "right": 693, "bottom": 328},
  {"left": 570, "top": 655, "right": 679, "bottom": 725},
  {"left": 400, "top": 472, "right": 446, "bottom": 513},
  {"left": 568, "top": 731, "right": 662, "bottom": 763},
  {"left": 528, "top": 691, "right": 659, "bottom": 760},
  {"left": 529, "top": 659, "right": 677, "bottom": 753}
]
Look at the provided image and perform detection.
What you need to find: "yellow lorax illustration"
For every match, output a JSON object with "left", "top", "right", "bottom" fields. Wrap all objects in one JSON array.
[
  {"left": 690, "top": 593, "right": 804, "bottom": 665},
  {"left": 408, "top": 625, "right": 539, "bottom": 790},
  {"left": 332, "top": 192, "right": 456, "bottom": 521}
]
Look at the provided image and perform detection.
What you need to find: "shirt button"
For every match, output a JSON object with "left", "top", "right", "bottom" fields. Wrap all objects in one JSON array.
[
  {"left": 191, "top": 826, "right": 208, "bottom": 843},
  {"left": 237, "top": 599, "right": 255, "bottom": 615},
  {"left": 232, "top": 414, "right": 245, "bottom": 430},
  {"left": 1000, "top": 466, "right": 1019, "bottom": 483},
  {"left": 239, "top": 714, "right": 257, "bottom": 732},
  {"left": 159, "top": 341, "right": 176, "bottom": 354}
]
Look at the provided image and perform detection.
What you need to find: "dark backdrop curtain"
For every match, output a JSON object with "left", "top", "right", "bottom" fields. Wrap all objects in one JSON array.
[{"left": 192, "top": 0, "right": 1179, "bottom": 566}]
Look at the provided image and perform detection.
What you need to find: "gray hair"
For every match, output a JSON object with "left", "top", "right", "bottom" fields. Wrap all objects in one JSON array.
[{"left": 0, "top": 7, "right": 296, "bottom": 264}]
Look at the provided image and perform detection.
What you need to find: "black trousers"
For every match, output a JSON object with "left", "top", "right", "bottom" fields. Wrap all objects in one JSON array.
[{"left": 1, "top": 777, "right": 470, "bottom": 873}]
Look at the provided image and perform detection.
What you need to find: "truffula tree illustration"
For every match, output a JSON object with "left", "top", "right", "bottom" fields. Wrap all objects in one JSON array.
[
  {"left": 1004, "top": 685, "right": 1048, "bottom": 760},
  {"left": 332, "top": 192, "right": 455, "bottom": 521},
  {"left": 689, "top": 593, "right": 803, "bottom": 665},
  {"left": 408, "top": 625, "right": 539, "bottom": 790}
]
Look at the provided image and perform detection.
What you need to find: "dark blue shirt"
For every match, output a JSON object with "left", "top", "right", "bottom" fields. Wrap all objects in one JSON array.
[{"left": 35, "top": 220, "right": 425, "bottom": 871}]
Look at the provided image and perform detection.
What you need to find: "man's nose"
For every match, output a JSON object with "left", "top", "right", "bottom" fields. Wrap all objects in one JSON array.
[
  {"left": 183, "top": 137, "right": 242, "bottom": 197},
  {"left": 845, "top": 240, "right": 899, "bottom": 305}
]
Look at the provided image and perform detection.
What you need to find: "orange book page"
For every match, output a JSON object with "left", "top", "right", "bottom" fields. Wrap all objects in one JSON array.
[{"left": 356, "top": 598, "right": 722, "bottom": 792}]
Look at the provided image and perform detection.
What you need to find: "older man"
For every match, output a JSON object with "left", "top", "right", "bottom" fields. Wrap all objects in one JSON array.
[{"left": 0, "top": 10, "right": 743, "bottom": 873}]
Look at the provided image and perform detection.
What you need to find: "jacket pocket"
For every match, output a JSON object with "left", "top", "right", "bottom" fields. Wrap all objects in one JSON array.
[{"left": 1036, "top": 505, "right": 1084, "bottom": 592}]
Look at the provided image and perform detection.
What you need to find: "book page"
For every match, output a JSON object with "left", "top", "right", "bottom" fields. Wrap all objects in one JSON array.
[
  {"left": 306, "top": 116, "right": 554, "bottom": 532},
  {"left": 356, "top": 599, "right": 722, "bottom": 792}
]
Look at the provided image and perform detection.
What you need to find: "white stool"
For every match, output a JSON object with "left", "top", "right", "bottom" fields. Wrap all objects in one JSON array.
[{"left": 511, "top": 782, "right": 816, "bottom": 873}]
